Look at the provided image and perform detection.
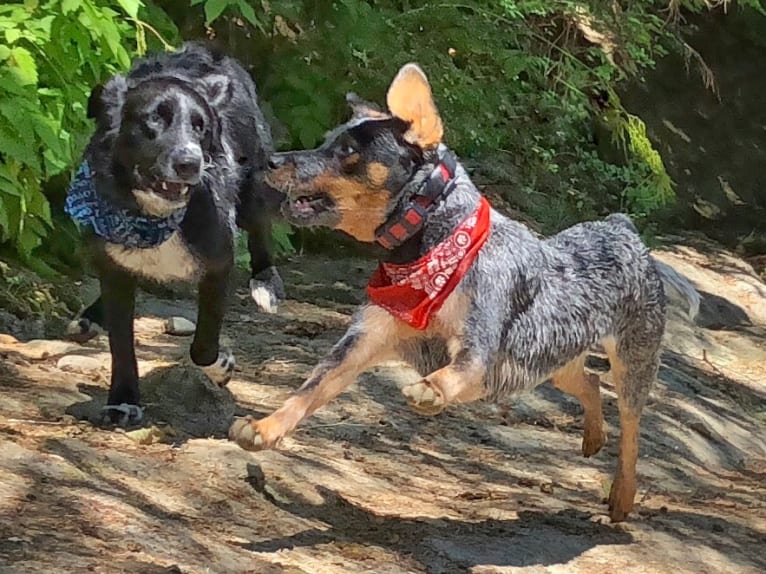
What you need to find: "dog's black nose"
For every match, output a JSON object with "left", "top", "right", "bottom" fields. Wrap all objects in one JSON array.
[
  {"left": 267, "top": 154, "right": 289, "bottom": 169},
  {"left": 171, "top": 150, "right": 202, "bottom": 180}
]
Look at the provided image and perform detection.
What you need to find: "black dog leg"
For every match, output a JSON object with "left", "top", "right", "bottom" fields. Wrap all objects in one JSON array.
[
  {"left": 237, "top": 188, "right": 285, "bottom": 314},
  {"left": 190, "top": 268, "right": 236, "bottom": 386},
  {"left": 101, "top": 268, "right": 143, "bottom": 426}
]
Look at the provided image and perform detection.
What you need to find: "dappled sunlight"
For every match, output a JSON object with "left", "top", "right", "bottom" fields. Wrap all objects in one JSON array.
[{"left": 1, "top": 249, "right": 765, "bottom": 572}]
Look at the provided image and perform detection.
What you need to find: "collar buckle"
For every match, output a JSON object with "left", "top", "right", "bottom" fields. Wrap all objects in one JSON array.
[{"left": 374, "top": 148, "right": 457, "bottom": 250}]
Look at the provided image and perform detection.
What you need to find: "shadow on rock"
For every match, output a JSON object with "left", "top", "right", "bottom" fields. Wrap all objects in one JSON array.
[{"left": 238, "top": 468, "right": 632, "bottom": 572}]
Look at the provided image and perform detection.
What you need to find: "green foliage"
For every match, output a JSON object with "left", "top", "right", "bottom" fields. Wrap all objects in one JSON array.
[
  {"left": 0, "top": 0, "right": 178, "bottom": 263},
  {"left": 3, "top": 0, "right": 765, "bottom": 274},
  {"left": 0, "top": 260, "right": 80, "bottom": 323},
  {"left": 201, "top": 0, "right": 731, "bottom": 228}
]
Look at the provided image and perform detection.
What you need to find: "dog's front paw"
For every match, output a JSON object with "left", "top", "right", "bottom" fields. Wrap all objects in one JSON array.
[
  {"left": 198, "top": 350, "right": 236, "bottom": 386},
  {"left": 100, "top": 403, "right": 144, "bottom": 427},
  {"left": 402, "top": 380, "right": 446, "bottom": 416},
  {"left": 65, "top": 317, "right": 101, "bottom": 344},
  {"left": 582, "top": 423, "right": 607, "bottom": 458},
  {"left": 228, "top": 416, "right": 278, "bottom": 451},
  {"left": 249, "top": 266, "right": 285, "bottom": 314}
]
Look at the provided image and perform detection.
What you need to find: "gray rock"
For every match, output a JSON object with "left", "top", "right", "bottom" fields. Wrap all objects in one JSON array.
[{"left": 164, "top": 316, "right": 196, "bottom": 336}]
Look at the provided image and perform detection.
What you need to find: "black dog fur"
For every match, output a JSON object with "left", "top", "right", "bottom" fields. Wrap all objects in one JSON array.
[{"left": 73, "top": 43, "right": 284, "bottom": 424}]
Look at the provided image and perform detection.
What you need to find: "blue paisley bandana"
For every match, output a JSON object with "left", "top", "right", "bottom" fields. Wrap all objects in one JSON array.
[{"left": 65, "top": 161, "right": 187, "bottom": 249}]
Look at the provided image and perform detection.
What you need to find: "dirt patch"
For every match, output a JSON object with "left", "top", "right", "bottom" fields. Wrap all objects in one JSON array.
[{"left": 1, "top": 246, "right": 765, "bottom": 574}]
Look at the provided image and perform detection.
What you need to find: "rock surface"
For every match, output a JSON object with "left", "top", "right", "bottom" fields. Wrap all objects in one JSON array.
[
  {"left": 1, "top": 247, "right": 764, "bottom": 574},
  {"left": 164, "top": 316, "right": 197, "bottom": 336}
]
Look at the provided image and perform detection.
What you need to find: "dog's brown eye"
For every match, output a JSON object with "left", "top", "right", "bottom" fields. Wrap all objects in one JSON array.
[{"left": 341, "top": 152, "right": 360, "bottom": 172}]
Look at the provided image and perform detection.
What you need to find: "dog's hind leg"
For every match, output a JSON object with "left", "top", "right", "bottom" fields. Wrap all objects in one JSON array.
[
  {"left": 603, "top": 331, "right": 660, "bottom": 522},
  {"left": 191, "top": 268, "right": 236, "bottom": 386},
  {"left": 229, "top": 305, "right": 404, "bottom": 451},
  {"left": 551, "top": 354, "right": 606, "bottom": 457}
]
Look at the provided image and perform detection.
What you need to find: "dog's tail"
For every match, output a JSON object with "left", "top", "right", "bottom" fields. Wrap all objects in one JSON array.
[{"left": 605, "top": 213, "right": 700, "bottom": 321}]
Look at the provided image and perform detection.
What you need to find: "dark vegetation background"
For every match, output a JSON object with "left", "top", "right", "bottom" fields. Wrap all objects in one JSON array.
[{"left": 1, "top": 0, "right": 765, "bottom": 325}]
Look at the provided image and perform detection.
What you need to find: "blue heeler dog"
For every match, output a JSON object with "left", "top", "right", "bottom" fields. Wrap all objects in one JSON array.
[{"left": 228, "top": 63, "right": 700, "bottom": 522}]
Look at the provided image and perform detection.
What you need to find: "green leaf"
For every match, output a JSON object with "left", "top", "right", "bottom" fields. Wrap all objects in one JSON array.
[
  {"left": 5, "top": 27, "right": 21, "bottom": 43},
  {"left": 116, "top": 0, "right": 141, "bottom": 19},
  {"left": 237, "top": 0, "right": 262, "bottom": 31},
  {"left": 9, "top": 46, "right": 37, "bottom": 86},
  {"left": 17, "top": 224, "right": 44, "bottom": 259},
  {"left": 61, "top": 0, "right": 82, "bottom": 15},
  {"left": 0, "top": 45, "right": 10, "bottom": 60},
  {"left": 0, "top": 122, "right": 40, "bottom": 172},
  {"left": 204, "top": 0, "right": 231, "bottom": 24},
  {"left": 0, "top": 194, "right": 9, "bottom": 239},
  {"left": 0, "top": 173, "right": 22, "bottom": 197}
]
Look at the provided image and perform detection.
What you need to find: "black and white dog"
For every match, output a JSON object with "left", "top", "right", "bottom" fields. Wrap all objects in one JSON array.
[{"left": 65, "top": 43, "right": 284, "bottom": 424}]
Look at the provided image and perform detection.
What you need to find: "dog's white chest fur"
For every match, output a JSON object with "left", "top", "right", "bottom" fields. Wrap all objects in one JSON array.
[{"left": 105, "top": 232, "right": 198, "bottom": 282}]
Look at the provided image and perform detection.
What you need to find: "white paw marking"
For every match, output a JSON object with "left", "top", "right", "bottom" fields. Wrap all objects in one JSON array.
[
  {"left": 66, "top": 318, "right": 100, "bottom": 342},
  {"left": 199, "top": 350, "right": 236, "bottom": 386},
  {"left": 250, "top": 279, "right": 279, "bottom": 314},
  {"left": 101, "top": 403, "right": 144, "bottom": 427},
  {"left": 66, "top": 318, "right": 88, "bottom": 336}
]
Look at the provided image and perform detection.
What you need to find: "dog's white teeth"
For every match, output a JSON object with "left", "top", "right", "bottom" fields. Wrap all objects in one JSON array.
[
  {"left": 161, "top": 182, "right": 168, "bottom": 191},
  {"left": 181, "top": 185, "right": 189, "bottom": 195}
]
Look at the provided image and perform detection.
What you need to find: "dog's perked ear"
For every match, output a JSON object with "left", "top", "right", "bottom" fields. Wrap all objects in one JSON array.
[
  {"left": 199, "top": 74, "right": 234, "bottom": 108},
  {"left": 89, "top": 75, "right": 127, "bottom": 130},
  {"left": 386, "top": 63, "right": 443, "bottom": 149}
]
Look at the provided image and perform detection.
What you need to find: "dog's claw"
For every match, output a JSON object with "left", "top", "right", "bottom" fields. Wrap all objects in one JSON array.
[
  {"left": 100, "top": 403, "right": 144, "bottom": 427},
  {"left": 402, "top": 380, "right": 446, "bottom": 416},
  {"left": 228, "top": 416, "right": 266, "bottom": 451},
  {"left": 198, "top": 350, "right": 236, "bottom": 386}
]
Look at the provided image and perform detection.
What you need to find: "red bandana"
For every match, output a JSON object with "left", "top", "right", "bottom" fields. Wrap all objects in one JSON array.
[{"left": 366, "top": 196, "right": 491, "bottom": 330}]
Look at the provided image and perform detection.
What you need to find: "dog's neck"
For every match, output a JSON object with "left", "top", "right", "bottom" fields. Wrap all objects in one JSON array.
[{"left": 384, "top": 163, "right": 482, "bottom": 265}]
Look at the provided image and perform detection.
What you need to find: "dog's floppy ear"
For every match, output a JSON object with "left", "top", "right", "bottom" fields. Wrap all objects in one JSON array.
[
  {"left": 386, "top": 63, "right": 443, "bottom": 148},
  {"left": 199, "top": 73, "right": 233, "bottom": 108},
  {"left": 87, "top": 84, "right": 105, "bottom": 120},
  {"left": 346, "top": 92, "right": 388, "bottom": 120},
  {"left": 91, "top": 74, "right": 127, "bottom": 131}
]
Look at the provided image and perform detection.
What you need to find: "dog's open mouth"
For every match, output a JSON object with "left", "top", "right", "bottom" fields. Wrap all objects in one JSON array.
[
  {"left": 282, "top": 193, "right": 337, "bottom": 225},
  {"left": 150, "top": 180, "right": 190, "bottom": 200},
  {"left": 133, "top": 179, "right": 192, "bottom": 217}
]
